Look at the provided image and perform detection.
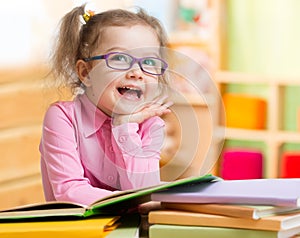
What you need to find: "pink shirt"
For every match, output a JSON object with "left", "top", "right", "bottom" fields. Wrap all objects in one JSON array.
[{"left": 40, "top": 93, "right": 165, "bottom": 205}]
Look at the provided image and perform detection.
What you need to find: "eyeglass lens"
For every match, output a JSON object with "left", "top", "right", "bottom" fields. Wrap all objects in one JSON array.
[{"left": 106, "top": 53, "right": 166, "bottom": 75}]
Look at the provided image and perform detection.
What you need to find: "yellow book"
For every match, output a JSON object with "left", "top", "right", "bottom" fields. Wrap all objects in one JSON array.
[{"left": 0, "top": 216, "right": 119, "bottom": 238}]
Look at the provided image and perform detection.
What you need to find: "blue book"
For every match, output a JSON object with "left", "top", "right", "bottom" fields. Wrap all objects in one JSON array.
[{"left": 152, "top": 178, "right": 300, "bottom": 207}]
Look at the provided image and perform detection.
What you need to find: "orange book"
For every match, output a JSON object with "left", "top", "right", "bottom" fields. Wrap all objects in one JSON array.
[
  {"left": 161, "top": 202, "right": 300, "bottom": 220},
  {"left": 223, "top": 93, "right": 267, "bottom": 129}
]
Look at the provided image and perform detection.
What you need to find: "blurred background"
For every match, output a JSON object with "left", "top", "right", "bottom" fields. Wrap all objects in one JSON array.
[{"left": 0, "top": 0, "right": 299, "bottom": 209}]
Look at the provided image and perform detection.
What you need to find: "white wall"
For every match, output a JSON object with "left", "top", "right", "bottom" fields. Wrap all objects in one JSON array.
[{"left": 0, "top": 0, "right": 135, "bottom": 68}]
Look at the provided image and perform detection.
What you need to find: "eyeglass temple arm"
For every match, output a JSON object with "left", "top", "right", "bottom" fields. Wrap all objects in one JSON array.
[{"left": 83, "top": 55, "right": 105, "bottom": 62}]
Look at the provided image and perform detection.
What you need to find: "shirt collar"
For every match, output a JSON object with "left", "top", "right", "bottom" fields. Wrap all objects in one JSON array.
[{"left": 77, "top": 93, "right": 111, "bottom": 137}]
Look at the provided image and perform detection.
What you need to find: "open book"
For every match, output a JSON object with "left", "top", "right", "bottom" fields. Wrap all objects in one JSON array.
[{"left": 0, "top": 174, "right": 218, "bottom": 220}]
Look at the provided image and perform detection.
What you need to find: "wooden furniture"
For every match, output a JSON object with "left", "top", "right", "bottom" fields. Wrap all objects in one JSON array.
[
  {"left": 214, "top": 1, "right": 300, "bottom": 178},
  {"left": 160, "top": 0, "right": 223, "bottom": 180},
  {"left": 0, "top": 66, "right": 71, "bottom": 209},
  {"left": 215, "top": 71, "right": 300, "bottom": 178},
  {"left": 160, "top": 94, "right": 219, "bottom": 181}
]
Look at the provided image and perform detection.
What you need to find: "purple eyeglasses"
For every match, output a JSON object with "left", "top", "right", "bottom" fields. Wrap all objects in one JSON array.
[{"left": 84, "top": 52, "right": 168, "bottom": 76}]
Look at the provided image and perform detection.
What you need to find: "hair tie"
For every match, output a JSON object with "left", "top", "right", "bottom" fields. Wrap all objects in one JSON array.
[
  {"left": 79, "top": 2, "right": 95, "bottom": 25},
  {"left": 82, "top": 10, "right": 95, "bottom": 23}
]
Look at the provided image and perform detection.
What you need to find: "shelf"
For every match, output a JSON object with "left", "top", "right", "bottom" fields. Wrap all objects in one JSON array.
[
  {"left": 167, "top": 1, "right": 300, "bottom": 179},
  {"left": 224, "top": 128, "right": 270, "bottom": 141},
  {"left": 168, "top": 31, "right": 211, "bottom": 48},
  {"left": 277, "top": 131, "right": 300, "bottom": 143},
  {"left": 171, "top": 93, "right": 215, "bottom": 106},
  {"left": 225, "top": 128, "right": 300, "bottom": 144},
  {"left": 214, "top": 71, "right": 300, "bottom": 86}
]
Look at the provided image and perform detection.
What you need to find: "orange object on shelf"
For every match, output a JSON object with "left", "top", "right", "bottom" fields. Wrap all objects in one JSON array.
[{"left": 223, "top": 93, "right": 267, "bottom": 129}]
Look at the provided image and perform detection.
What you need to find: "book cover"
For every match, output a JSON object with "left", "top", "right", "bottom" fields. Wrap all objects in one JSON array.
[
  {"left": 0, "top": 216, "right": 119, "bottom": 238},
  {"left": 161, "top": 202, "right": 300, "bottom": 220},
  {"left": 149, "top": 224, "right": 300, "bottom": 238},
  {"left": 0, "top": 174, "right": 218, "bottom": 220},
  {"left": 152, "top": 178, "right": 300, "bottom": 207},
  {"left": 105, "top": 213, "right": 140, "bottom": 238},
  {"left": 148, "top": 210, "right": 300, "bottom": 231}
]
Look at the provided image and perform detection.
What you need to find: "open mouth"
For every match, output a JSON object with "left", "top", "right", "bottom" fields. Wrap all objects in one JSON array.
[{"left": 117, "top": 86, "right": 143, "bottom": 99}]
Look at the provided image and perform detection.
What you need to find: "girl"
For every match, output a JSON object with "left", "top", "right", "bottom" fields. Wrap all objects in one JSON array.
[{"left": 40, "top": 4, "right": 173, "bottom": 205}]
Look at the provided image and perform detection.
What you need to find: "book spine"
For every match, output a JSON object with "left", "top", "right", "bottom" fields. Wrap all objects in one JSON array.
[
  {"left": 149, "top": 224, "right": 278, "bottom": 238},
  {"left": 152, "top": 194, "right": 299, "bottom": 207}
]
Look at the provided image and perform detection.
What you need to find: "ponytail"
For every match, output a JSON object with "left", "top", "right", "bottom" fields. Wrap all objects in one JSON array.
[{"left": 50, "top": 5, "right": 85, "bottom": 92}]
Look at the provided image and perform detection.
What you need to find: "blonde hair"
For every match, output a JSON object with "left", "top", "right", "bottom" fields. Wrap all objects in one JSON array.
[{"left": 50, "top": 4, "right": 169, "bottom": 95}]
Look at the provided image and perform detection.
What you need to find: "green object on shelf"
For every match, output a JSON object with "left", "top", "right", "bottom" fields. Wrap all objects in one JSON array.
[
  {"left": 283, "top": 86, "right": 300, "bottom": 131},
  {"left": 224, "top": 140, "right": 266, "bottom": 153},
  {"left": 179, "top": 6, "right": 196, "bottom": 22}
]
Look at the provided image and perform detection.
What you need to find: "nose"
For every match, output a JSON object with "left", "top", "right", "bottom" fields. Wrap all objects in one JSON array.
[{"left": 125, "top": 63, "right": 144, "bottom": 80}]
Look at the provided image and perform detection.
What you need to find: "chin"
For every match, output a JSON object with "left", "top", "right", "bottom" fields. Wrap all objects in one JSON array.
[{"left": 112, "top": 100, "right": 143, "bottom": 115}]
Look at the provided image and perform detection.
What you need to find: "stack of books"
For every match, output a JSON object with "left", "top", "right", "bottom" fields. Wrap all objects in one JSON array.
[
  {"left": 148, "top": 178, "right": 300, "bottom": 238},
  {"left": 0, "top": 174, "right": 217, "bottom": 237},
  {"left": 2, "top": 175, "right": 300, "bottom": 237}
]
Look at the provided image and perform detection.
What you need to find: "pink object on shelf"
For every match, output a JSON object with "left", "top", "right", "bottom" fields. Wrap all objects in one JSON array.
[
  {"left": 220, "top": 149, "right": 263, "bottom": 180},
  {"left": 280, "top": 152, "right": 300, "bottom": 178}
]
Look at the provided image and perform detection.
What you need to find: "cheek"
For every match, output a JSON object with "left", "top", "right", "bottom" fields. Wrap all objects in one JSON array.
[
  {"left": 89, "top": 68, "right": 121, "bottom": 97},
  {"left": 145, "top": 80, "right": 161, "bottom": 99}
]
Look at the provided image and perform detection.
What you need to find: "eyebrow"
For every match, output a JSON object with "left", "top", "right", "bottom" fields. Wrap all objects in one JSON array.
[
  {"left": 104, "top": 47, "right": 161, "bottom": 58},
  {"left": 105, "top": 47, "right": 126, "bottom": 53}
]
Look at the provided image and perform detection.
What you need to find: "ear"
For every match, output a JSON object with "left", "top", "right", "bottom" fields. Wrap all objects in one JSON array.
[{"left": 76, "top": 60, "right": 92, "bottom": 87}]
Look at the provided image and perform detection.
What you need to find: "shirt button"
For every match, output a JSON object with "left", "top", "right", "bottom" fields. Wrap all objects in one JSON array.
[
  {"left": 107, "top": 175, "right": 114, "bottom": 181},
  {"left": 109, "top": 146, "right": 114, "bottom": 152},
  {"left": 118, "top": 135, "right": 127, "bottom": 143}
]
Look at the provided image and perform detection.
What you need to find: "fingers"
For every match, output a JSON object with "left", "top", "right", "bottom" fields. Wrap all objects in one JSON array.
[
  {"left": 143, "top": 100, "right": 174, "bottom": 118},
  {"left": 126, "top": 100, "right": 173, "bottom": 124},
  {"left": 112, "top": 97, "right": 174, "bottom": 126},
  {"left": 142, "top": 95, "right": 172, "bottom": 110}
]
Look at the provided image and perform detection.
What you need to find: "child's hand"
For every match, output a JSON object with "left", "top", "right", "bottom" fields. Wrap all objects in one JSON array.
[{"left": 112, "top": 97, "right": 173, "bottom": 126}]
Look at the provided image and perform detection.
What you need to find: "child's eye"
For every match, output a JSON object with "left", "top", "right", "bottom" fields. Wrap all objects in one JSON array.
[
  {"left": 111, "top": 55, "right": 128, "bottom": 62},
  {"left": 110, "top": 54, "right": 130, "bottom": 63},
  {"left": 142, "top": 58, "right": 156, "bottom": 66}
]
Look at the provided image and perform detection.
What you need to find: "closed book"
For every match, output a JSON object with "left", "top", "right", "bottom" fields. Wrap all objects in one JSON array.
[
  {"left": 0, "top": 216, "right": 119, "bottom": 238},
  {"left": 149, "top": 224, "right": 300, "bottom": 238},
  {"left": 0, "top": 174, "right": 218, "bottom": 220},
  {"left": 152, "top": 178, "right": 300, "bottom": 207},
  {"left": 161, "top": 202, "right": 300, "bottom": 220},
  {"left": 148, "top": 210, "right": 300, "bottom": 231},
  {"left": 105, "top": 213, "right": 140, "bottom": 238}
]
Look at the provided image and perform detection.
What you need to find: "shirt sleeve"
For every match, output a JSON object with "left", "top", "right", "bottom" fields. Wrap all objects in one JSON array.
[
  {"left": 111, "top": 116, "right": 165, "bottom": 190},
  {"left": 40, "top": 104, "right": 115, "bottom": 205}
]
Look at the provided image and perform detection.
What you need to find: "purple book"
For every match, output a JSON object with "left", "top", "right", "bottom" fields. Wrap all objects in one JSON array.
[{"left": 151, "top": 178, "right": 300, "bottom": 207}]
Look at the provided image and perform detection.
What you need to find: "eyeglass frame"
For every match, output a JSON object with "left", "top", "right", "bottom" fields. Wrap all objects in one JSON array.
[{"left": 83, "top": 51, "right": 168, "bottom": 76}]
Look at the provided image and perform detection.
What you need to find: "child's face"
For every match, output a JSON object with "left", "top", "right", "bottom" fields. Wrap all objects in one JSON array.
[{"left": 83, "top": 25, "right": 164, "bottom": 116}]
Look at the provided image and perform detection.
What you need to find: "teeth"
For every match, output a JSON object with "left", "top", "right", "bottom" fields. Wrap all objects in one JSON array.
[{"left": 117, "top": 86, "right": 143, "bottom": 99}]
